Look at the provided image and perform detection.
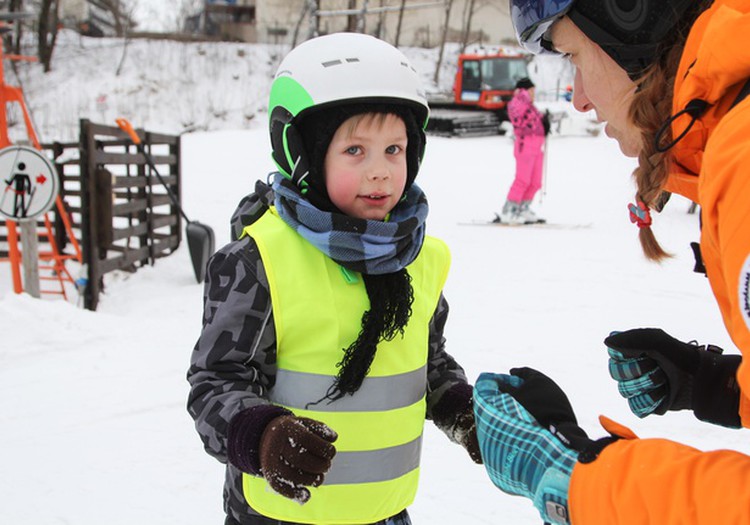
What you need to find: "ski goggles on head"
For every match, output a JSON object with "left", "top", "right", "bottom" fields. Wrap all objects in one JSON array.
[{"left": 510, "top": 0, "right": 576, "bottom": 55}]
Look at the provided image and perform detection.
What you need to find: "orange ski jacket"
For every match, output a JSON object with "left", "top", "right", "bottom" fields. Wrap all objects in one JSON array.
[{"left": 570, "top": 1, "right": 750, "bottom": 523}]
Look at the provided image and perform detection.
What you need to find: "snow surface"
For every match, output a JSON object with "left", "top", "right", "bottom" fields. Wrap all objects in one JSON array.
[{"left": 3, "top": 33, "right": 750, "bottom": 525}]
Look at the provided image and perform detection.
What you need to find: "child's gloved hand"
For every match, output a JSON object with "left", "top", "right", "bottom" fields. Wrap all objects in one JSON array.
[
  {"left": 432, "top": 382, "right": 483, "bottom": 464},
  {"left": 259, "top": 415, "right": 338, "bottom": 503},
  {"left": 453, "top": 409, "right": 483, "bottom": 464}
]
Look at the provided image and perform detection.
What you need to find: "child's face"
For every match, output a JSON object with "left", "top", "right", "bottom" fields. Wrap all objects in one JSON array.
[{"left": 323, "top": 113, "right": 408, "bottom": 220}]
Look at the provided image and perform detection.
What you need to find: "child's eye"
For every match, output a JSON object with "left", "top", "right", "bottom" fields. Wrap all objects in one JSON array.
[
  {"left": 386, "top": 145, "right": 403, "bottom": 155},
  {"left": 345, "top": 146, "right": 362, "bottom": 155}
]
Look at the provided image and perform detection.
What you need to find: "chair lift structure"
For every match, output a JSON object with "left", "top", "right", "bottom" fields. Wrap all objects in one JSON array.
[{"left": 0, "top": 26, "right": 82, "bottom": 300}]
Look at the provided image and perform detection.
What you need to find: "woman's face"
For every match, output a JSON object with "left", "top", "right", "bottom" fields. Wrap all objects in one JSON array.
[{"left": 550, "top": 17, "right": 642, "bottom": 157}]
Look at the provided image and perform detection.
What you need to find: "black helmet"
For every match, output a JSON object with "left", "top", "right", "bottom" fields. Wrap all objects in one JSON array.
[{"left": 510, "top": 0, "right": 697, "bottom": 78}]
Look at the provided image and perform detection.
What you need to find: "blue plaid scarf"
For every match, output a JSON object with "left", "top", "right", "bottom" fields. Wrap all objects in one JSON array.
[{"left": 272, "top": 174, "right": 428, "bottom": 275}]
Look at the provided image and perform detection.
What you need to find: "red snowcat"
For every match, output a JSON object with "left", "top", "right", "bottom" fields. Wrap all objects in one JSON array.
[{"left": 426, "top": 47, "right": 530, "bottom": 137}]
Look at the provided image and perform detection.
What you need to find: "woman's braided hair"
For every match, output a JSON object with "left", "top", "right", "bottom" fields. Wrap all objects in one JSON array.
[{"left": 626, "top": 0, "right": 712, "bottom": 261}]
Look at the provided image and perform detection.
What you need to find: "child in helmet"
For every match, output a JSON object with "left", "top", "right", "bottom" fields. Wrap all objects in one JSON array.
[
  {"left": 188, "top": 33, "right": 482, "bottom": 525},
  {"left": 496, "top": 77, "right": 548, "bottom": 225}
]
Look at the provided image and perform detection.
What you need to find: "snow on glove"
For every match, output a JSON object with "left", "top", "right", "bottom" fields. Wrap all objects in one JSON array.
[
  {"left": 473, "top": 369, "right": 580, "bottom": 525},
  {"left": 259, "top": 415, "right": 338, "bottom": 503},
  {"left": 453, "top": 408, "right": 483, "bottom": 464},
  {"left": 606, "top": 328, "right": 741, "bottom": 427},
  {"left": 432, "top": 382, "right": 483, "bottom": 464}
]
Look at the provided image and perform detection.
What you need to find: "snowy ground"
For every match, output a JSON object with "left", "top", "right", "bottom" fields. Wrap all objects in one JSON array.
[
  {"left": 3, "top": 34, "right": 750, "bottom": 525},
  {"left": 4, "top": 125, "right": 750, "bottom": 524}
]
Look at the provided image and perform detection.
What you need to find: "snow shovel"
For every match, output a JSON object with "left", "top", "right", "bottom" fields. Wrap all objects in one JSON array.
[{"left": 116, "top": 118, "right": 214, "bottom": 283}]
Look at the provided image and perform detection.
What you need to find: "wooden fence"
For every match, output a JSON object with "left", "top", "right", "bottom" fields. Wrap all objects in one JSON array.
[{"left": 0, "top": 119, "right": 182, "bottom": 310}]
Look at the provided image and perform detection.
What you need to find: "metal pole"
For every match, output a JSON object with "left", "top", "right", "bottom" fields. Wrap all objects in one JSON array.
[{"left": 19, "top": 219, "right": 40, "bottom": 298}]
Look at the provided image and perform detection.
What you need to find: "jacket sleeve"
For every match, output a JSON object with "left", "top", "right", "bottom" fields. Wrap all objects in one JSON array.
[
  {"left": 186, "top": 236, "right": 277, "bottom": 463},
  {"left": 699, "top": 99, "right": 750, "bottom": 427},
  {"left": 570, "top": 437, "right": 750, "bottom": 524},
  {"left": 425, "top": 293, "right": 470, "bottom": 420}
]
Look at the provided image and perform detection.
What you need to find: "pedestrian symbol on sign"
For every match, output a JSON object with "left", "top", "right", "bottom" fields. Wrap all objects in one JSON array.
[{"left": 0, "top": 145, "right": 59, "bottom": 221}]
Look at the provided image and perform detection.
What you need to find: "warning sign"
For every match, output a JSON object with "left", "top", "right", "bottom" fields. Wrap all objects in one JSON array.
[{"left": 0, "top": 145, "right": 59, "bottom": 221}]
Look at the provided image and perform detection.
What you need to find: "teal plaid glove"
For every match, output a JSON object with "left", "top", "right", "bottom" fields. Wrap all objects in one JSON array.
[
  {"left": 473, "top": 370, "right": 579, "bottom": 525},
  {"left": 606, "top": 328, "right": 741, "bottom": 427}
]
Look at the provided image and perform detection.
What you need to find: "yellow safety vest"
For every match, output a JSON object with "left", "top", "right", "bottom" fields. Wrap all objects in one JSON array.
[{"left": 242, "top": 207, "right": 450, "bottom": 524}]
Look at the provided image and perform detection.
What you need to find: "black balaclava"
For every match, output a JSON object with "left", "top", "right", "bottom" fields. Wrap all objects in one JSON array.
[
  {"left": 294, "top": 102, "right": 424, "bottom": 213},
  {"left": 293, "top": 103, "right": 424, "bottom": 403}
]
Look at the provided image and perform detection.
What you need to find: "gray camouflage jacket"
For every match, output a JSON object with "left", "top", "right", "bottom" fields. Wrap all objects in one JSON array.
[{"left": 187, "top": 180, "right": 470, "bottom": 523}]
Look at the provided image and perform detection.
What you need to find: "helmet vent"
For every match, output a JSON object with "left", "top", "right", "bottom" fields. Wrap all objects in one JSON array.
[{"left": 322, "top": 57, "right": 361, "bottom": 68}]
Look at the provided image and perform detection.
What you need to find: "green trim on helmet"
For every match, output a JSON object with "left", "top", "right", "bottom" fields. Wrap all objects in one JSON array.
[
  {"left": 281, "top": 123, "right": 308, "bottom": 188},
  {"left": 269, "top": 76, "right": 315, "bottom": 122}
]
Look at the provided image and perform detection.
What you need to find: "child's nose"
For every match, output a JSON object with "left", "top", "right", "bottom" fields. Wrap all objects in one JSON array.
[{"left": 366, "top": 156, "right": 391, "bottom": 180}]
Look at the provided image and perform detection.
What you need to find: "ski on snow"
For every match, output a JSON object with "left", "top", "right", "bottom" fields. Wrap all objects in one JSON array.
[{"left": 458, "top": 219, "right": 592, "bottom": 230}]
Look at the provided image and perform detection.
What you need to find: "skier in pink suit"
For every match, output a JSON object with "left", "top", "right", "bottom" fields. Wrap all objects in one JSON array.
[{"left": 496, "top": 77, "right": 548, "bottom": 224}]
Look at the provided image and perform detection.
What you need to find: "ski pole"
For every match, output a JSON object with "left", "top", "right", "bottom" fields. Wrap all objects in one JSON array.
[{"left": 540, "top": 134, "right": 548, "bottom": 203}]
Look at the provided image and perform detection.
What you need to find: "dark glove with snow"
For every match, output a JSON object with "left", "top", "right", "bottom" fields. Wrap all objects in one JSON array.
[
  {"left": 453, "top": 407, "right": 483, "bottom": 464},
  {"left": 473, "top": 368, "right": 618, "bottom": 525},
  {"left": 227, "top": 405, "right": 337, "bottom": 503},
  {"left": 259, "top": 415, "right": 338, "bottom": 502},
  {"left": 432, "top": 382, "right": 482, "bottom": 464},
  {"left": 606, "top": 328, "right": 741, "bottom": 428}
]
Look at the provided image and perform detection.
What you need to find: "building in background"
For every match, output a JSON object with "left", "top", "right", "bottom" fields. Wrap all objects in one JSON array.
[
  {"left": 186, "top": 0, "right": 514, "bottom": 48},
  {"left": 59, "top": 0, "right": 133, "bottom": 37}
]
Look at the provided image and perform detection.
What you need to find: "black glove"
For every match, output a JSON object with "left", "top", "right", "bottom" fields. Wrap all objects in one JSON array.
[
  {"left": 259, "top": 415, "right": 338, "bottom": 502},
  {"left": 503, "top": 367, "right": 616, "bottom": 461},
  {"left": 605, "top": 328, "right": 741, "bottom": 428}
]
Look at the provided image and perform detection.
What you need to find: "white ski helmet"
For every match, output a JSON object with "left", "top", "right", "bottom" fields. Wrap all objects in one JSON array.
[{"left": 268, "top": 32, "right": 429, "bottom": 187}]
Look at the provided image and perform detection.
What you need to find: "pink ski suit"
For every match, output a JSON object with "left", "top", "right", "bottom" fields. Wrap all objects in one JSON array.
[{"left": 506, "top": 88, "right": 546, "bottom": 203}]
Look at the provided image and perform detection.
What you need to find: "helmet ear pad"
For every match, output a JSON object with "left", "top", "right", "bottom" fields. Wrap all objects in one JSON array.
[
  {"left": 282, "top": 123, "right": 311, "bottom": 188},
  {"left": 269, "top": 106, "right": 311, "bottom": 187}
]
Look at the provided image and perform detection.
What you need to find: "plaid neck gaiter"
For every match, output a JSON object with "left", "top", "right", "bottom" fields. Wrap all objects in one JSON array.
[{"left": 272, "top": 174, "right": 428, "bottom": 275}]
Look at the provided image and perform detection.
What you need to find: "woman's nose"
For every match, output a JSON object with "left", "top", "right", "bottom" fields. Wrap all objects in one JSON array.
[{"left": 572, "top": 68, "right": 594, "bottom": 113}]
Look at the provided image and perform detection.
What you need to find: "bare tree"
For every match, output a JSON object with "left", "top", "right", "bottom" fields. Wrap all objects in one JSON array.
[
  {"left": 394, "top": 0, "right": 406, "bottom": 47},
  {"left": 307, "top": 0, "right": 319, "bottom": 39},
  {"left": 115, "top": 1, "right": 140, "bottom": 76},
  {"left": 8, "top": 0, "right": 24, "bottom": 54},
  {"left": 459, "top": 0, "right": 476, "bottom": 52},
  {"left": 346, "top": 0, "right": 358, "bottom": 32},
  {"left": 37, "top": 0, "right": 59, "bottom": 72},
  {"left": 143, "top": 0, "right": 202, "bottom": 33},
  {"left": 434, "top": 0, "right": 454, "bottom": 84}
]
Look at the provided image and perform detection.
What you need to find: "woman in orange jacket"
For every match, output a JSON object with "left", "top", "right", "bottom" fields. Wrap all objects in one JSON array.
[{"left": 473, "top": 1, "right": 750, "bottom": 523}]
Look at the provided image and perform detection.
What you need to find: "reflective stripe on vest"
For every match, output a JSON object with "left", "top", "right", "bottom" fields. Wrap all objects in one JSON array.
[{"left": 242, "top": 207, "right": 450, "bottom": 524}]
